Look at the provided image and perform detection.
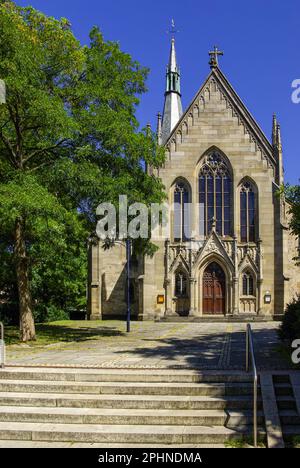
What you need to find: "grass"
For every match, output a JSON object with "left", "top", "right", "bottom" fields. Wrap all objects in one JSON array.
[
  {"left": 285, "top": 436, "right": 300, "bottom": 448},
  {"left": 224, "top": 436, "right": 266, "bottom": 448},
  {"left": 5, "top": 320, "right": 126, "bottom": 347}
]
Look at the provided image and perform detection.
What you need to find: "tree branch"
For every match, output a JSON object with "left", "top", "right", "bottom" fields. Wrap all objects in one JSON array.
[
  {"left": 23, "top": 139, "right": 69, "bottom": 165},
  {"left": 0, "top": 129, "right": 18, "bottom": 167}
]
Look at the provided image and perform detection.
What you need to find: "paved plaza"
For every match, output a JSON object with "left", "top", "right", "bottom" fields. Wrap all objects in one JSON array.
[{"left": 5, "top": 321, "right": 291, "bottom": 370}]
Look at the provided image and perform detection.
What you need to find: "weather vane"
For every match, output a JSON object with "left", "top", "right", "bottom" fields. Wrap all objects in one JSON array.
[{"left": 167, "top": 19, "right": 179, "bottom": 38}]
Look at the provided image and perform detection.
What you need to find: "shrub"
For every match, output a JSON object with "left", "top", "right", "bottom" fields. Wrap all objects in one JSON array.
[
  {"left": 279, "top": 296, "right": 300, "bottom": 343},
  {"left": 33, "top": 304, "right": 69, "bottom": 323},
  {"left": 0, "top": 302, "right": 19, "bottom": 325}
]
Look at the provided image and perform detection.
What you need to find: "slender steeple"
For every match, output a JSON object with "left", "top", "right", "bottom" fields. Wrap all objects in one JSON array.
[{"left": 161, "top": 30, "right": 183, "bottom": 144}]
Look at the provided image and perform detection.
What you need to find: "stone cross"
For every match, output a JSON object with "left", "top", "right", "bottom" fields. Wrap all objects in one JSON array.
[
  {"left": 209, "top": 46, "right": 224, "bottom": 68},
  {"left": 167, "top": 19, "right": 179, "bottom": 38}
]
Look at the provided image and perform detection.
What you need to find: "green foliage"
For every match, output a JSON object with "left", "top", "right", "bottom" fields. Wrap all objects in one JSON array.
[
  {"left": 34, "top": 304, "right": 69, "bottom": 323},
  {"left": 279, "top": 296, "right": 300, "bottom": 343},
  {"left": 224, "top": 436, "right": 266, "bottom": 448},
  {"left": 282, "top": 182, "right": 300, "bottom": 264},
  {"left": 0, "top": 2, "right": 165, "bottom": 329}
]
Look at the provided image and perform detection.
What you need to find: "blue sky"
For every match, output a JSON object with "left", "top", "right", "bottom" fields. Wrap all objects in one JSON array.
[{"left": 16, "top": 0, "right": 299, "bottom": 184}]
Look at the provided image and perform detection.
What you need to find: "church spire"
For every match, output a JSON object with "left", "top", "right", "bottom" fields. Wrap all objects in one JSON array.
[{"left": 161, "top": 27, "right": 183, "bottom": 144}]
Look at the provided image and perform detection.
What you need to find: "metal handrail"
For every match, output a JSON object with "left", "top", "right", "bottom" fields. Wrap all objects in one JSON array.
[
  {"left": 246, "top": 323, "right": 258, "bottom": 448},
  {"left": 0, "top": 322, "right": 4, "bottom": 369}
]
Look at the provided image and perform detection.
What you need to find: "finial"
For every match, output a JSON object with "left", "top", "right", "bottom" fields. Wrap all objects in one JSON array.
[
  {"left": 272, "top": 113, "right": 277, "bottom": 146},
  {"left": 157, "top": 112, "right": 162, "bottom": 145},
  {"left": 211, "top": 217, "right": 217, "bottom": 232},
  {"left": 146, "top": 122, "right": 152, "bottom": 138},
  {"left": 167, "top": 19, "right": 179, "bottom": 39},
  {"left": 277, "top": 123, "right": 282, "bottom": 148},
  {"left": 208, "top": 46, "right": 224, "bottom": 68}
]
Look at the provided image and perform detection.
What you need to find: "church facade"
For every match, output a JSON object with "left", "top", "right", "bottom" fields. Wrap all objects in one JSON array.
[{"left": 87, "top": 39, "right": 300, "bottom": 321}]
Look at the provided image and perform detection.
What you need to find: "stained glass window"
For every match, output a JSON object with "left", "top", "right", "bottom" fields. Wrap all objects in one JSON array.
[
  {"left": 242, "top": 272, "right": 254, "bottom": 296},
  {"left": 199, "top": 152, "right": 232, "bottom": 236},
  {"left": 240, "top": 181, "right": 256, "bottom": 242},
  {"left": 174, "top": 181, "right": 191, "bottom": 241},
  {"left": 175, "top": 271, "right": 188, "bottom": 297}
]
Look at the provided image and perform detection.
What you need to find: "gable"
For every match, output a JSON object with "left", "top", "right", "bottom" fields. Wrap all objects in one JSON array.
[{"left": 164, "top": 67, "right": 276, "bottom": 170}]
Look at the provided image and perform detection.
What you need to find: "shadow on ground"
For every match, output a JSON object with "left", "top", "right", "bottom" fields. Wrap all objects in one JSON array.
[
  {"left": 6, "top": 324, "right": 125, "bottom": 346},
  {"left": 113, "top": 327, "right": 293, "bottom": 371}
]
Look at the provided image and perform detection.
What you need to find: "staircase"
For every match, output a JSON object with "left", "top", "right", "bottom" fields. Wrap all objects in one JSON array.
[
  {"left": 0, "top": 367, "right": 266, "bottom": 447},
  {"left": 273, "top": 374, "right": 300, "bottom": 446}
]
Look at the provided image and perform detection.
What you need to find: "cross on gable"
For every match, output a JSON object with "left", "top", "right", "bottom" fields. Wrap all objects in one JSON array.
[{"left": 209, "top": 46, "right": 224, "bottom": 68}]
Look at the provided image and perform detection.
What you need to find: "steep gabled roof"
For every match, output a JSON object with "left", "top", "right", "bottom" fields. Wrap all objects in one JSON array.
[{"left": 164, "top": 66, "right": 276, "bottom": 168}]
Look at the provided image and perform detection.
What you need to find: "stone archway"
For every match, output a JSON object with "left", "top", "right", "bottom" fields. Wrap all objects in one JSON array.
[{"left": 202, "top": 261, "right": 226, "bottom": 315}]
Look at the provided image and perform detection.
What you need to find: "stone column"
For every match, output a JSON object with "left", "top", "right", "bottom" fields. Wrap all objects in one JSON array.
[
  {"left": 164, "top": 239, "right": 172, "bottom": 315},
  {"left": 188, "top": 239, "right": 196, "bottom": 316},
  {"left": 232, "top": 235, "right": 239, "bottom": 314},
  {"left": 257, "top": 238, "right": 264, "bottom": 315},
  {"left": 189, "top": 278, "right": 197, "bottom": 316},
  {"left": 88, "top": 242, "right": 102, "bottom": 320}
]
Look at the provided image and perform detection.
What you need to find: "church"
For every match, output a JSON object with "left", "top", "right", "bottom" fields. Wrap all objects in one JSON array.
[{"left": 87, "top": 38, "right": 300, "bottom": 321}]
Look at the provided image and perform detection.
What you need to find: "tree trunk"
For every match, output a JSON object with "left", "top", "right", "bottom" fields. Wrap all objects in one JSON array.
[{"left": 14, "top": 218, "right": 36, "bottom": 342}]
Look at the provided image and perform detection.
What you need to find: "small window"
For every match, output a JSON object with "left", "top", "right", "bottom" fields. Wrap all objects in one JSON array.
[
  {"left": 242, "top": 272, "right": 254, "bottom": 296},
  {"left": 175, "top": 272, "right": 188, "bottom": 297}
]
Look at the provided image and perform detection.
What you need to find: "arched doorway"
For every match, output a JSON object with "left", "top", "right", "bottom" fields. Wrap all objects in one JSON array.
[{"left": 203, "top": 262, "right": 226, "bottom": 315}]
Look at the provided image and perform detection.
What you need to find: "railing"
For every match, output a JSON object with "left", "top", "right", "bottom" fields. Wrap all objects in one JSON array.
[
  {"left": 0, "top": 322, "right": 4, "bottom": 369},
  {"left": 246, "top": 323, "right": 258, "bottom": 448}
]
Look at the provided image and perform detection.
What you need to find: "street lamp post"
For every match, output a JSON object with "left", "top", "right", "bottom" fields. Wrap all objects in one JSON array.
[{"left": 126, "top": 238, "right": 131, "bottom": 333}]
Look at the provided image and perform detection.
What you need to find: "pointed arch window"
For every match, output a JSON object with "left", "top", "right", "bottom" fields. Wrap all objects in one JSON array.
[
  {"left": 240, "top": 181, "right": 256, "bottom": 242},
  {"left": 199, "top": 151, "right": 232, "bottom": 237},
  {"left": 175, "top": 270, "right": 188, "bottom": 297},
  {"left": 173, "top": 181, "right": 191, "bottom": 242},
  {"left": 242, "top": 271, "right": 254, "bottom": 296}
]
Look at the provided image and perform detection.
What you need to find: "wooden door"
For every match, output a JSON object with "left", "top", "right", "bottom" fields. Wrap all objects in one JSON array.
[{"left": 203, "top": 262, "right": 225, "bottom": 314}]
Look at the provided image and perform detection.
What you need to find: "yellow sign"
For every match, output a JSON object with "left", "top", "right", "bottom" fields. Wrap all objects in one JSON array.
[{"left": 157, "top": 295, "right": 164, "bottom": 304}]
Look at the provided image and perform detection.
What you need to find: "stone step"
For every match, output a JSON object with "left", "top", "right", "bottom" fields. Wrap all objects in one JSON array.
[
  {"left": 274, "top": 384, "right": 294, "bottom": 397},
  {"left": 0, "top": 368, "right": 253, "bottom": 384},
  {"left": 0, "top": 406, "right": 264, "bottom": 426},
  {"left": 281, "top": 425, "right": 300, "bottom": 440},
  {"left": 0, "top": 380, "right": 256, "bottom": 396},
  {"left": 276, "top": 396, "right": 297, "bottom": 410},
  {"left": 0, "top": 440, "right": 226, "bottom": 448},
  {"left": 0, "top": 421, "right": 265, "bottom": 444},
  {"left": 160, "top": 316, "right": 269, "bottom": 323},
  {"left": 279, "top": 410, "right": 300, "bottom": 425},
  {"left": 0, "top": 392, "right": 260, "bottom": 410},
  {"left": 273, "top": 375, "right": 290, "bottom": 384}
]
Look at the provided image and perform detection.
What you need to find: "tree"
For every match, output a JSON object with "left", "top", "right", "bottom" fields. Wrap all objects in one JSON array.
[
  {"left": 283, "top": 183, "right": 300, "bottom": 264},
  {"left": 0, "top": 2, "right": 165, "bottom": 341}
]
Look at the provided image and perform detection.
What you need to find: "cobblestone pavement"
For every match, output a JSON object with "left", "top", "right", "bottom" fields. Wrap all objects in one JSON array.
[{"left": 6, "top": 321, "right": 291, "bottom": 370}]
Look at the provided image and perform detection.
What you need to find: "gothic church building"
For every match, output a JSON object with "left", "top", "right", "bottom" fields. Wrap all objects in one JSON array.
[{"left": 88, "top": 39, "right": 300, "bottom": 321}]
